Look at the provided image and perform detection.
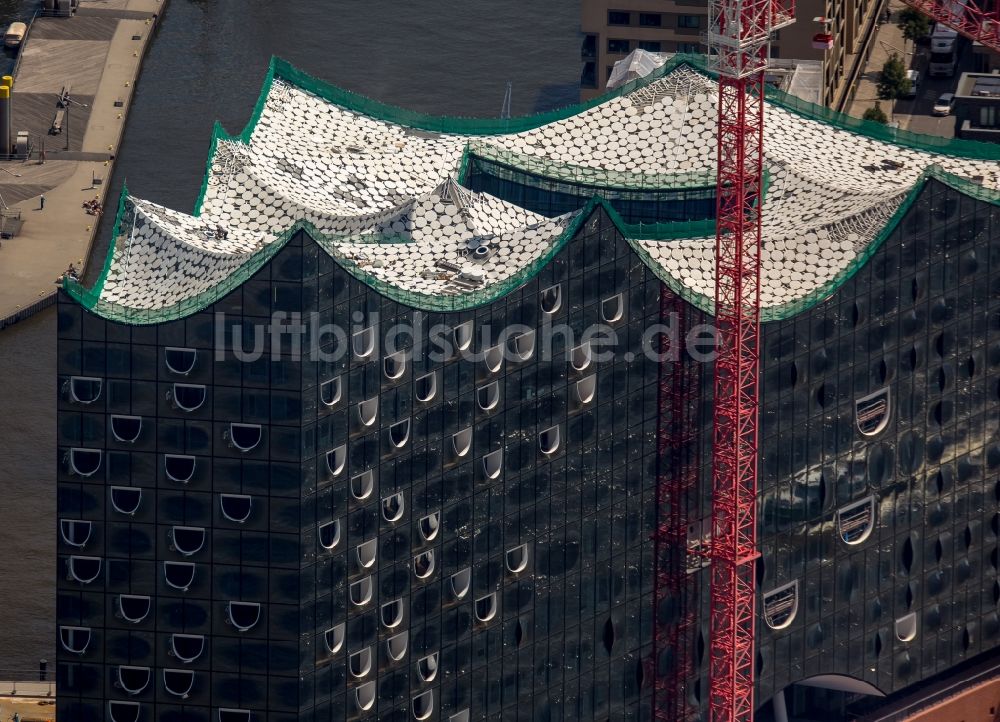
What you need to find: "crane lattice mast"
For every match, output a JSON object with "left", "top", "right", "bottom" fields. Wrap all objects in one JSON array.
[{"left": 705, "top": 0, "right": 792, "bottom": 719}]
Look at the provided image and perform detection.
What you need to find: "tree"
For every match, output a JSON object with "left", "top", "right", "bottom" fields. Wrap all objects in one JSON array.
[
  {"left": 898, "top": 7, "right": 931, "bottom": 43},
  {"left": 878, "top": 54, "right": 911, "bottom": 100},
  {"left": 863, "top": 103, "right": 889, "bottom": 124}
]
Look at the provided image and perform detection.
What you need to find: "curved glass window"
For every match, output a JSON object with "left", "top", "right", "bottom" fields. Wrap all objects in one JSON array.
[
  {"left": 357, "top": 397, "right": 378, "bottom": 427},
  {"left": 227, "top": 601, "right": 261, "bottom": 632},
  {"left": 227, "top": 423, "right": 261, "bottom": 452},
  {"left": 415, "top": 371, "right": 437, "bottom": 402},
  {"left": 220, "top": 494, "right": 252, "bottom": 523},
  {"left": 575, "top": 374, "right": 597, "bottom": 404},
  {"left": 506, "top": 544, "right": 529, "bottom": 573},
  {"left": 354, "top": 681, "right": 376, "bottom": 712},
  {"left": 413, "top": 690, "right": 434, "bottom": 721},
  {"left": 60, "top": 519, "right": 92, "bottom": 548},
  {"left": 351, "top": 470, "right": 374, "bottom": 501},
  {"left": 108, "top": 701, "right": 141, "bottom": 722},
  {"left": 482, "top": 449, "right": 503, "bottom": 479},
  {"left": 570, "top": 343, "right": 592, "bottom": 372},
  {"left": 355, "top": 539, "right": 378, "bottom": 570},
  {"left": 170, "top": 634, "right": 205, "bottom": 663},
  {"left": 475, "top": 592, "right": 498, "bottom": 623},
  {"left": 350, "top": 576, "right": 373, "bottom": 607},
  {"left": 477, "top": 382, "right": 500, "bottom": 411},
  {"left": 110, "top": 415, "right": 142, "bottom": 443},
  {"left": 539, "top": 426, "right": 561, "bottom": 455},
  {"left": 449, "top": 568, "right": 471, "bottom": 600},
  {"left": 110, "top": 486, "right": 142, "bottom": 515},
  {"left": 326, "top": 445, "right": 347, "bottom": 477},
  {"left": 386, "top": 631, "right": 408, "bottom": 661},
  {"left": 171, "top": 384, "right": 206, "bottom": 412},
  {"left": 762, "top": 581, "right": 799, "bottom": 630},
  {"left": 418, "top": 652, "right": 438, "bottom": 682},
  {"left": 602, "top": 293, "right": 624, "bottom": 323},
  {"left": 171, "top": 526, "right": 206, "bottom": 556},
  {"left": 509, "top": 330, "right": 535, "bottom": 361},
  {"left": 419, "top": 512, "right": 440, "bottom": 542},
  {"left": 69, "top": 448, "right": 102, "bottom": 477},
  {"left": 117, "top": 595, "right": 150, "bottom": 624},
  {"left": 540, "top": 284, "right": 562, "bottom": 314},
  {"left": 164, "top": 347, "right": 197, "bottom": 375},
  {"left": 164, "top": 454, "right": 196, "bottom": 483},
  {"left": 384, "top": 351, "right": 406, "bottom": 380},
  {"left": 483, "top": 344, "right": 503, "bottom": 374},
  {"left": 163, "top": 668, "right": 194, "bottom": 698},
  {"left": 453, "top": 321, "right": 473, "bottom": 353},
  {"left": 318, "top": 520, "right": 341, "bottom": 550},
  {"left": 382, "top": 492, "right": 405, "bottom": 522},
  {"left": 163, "top": 561, "right": 196, "bottom": 591},
  {"left": 59, "top": 625, "right": 91, "bottom": 654},
  {"left": 353, "top": 326, "right": 376, "bottom": 360},
  {"left": 452, "top": 427, "right": 472, "bottom": 458},
  {"left": 320, "top": 376, "right": 342, "bottom": 407},
  {"left": 382, "top": 599, "right": 404, "bottom": 628},
  {"left": 389, "top": 419, "right": 411, "bottom": 449},
  {"left": 67, "top": 555, "right": 101, "bottom": 584},
  {"left": 218, "top": 710, "right": 251, "bottom": 722},
  {"left": 117, "top": 665, "right": 150, "bottom": 695},
  {"left": 324, "top": 623, "right": 345, "bottom": 654},
  {"left": 349, "top": 647, "right": 373, "bottom": 678},
  {"left": 856, "top": 387, "right": 891, "bottom": 436},
  {"left": 896, "top": 612, "right": 918, "bottom": 642},
  {"left": 450, "top": 710, "right": 471, "bottom": 722},
  {"left": 68, "top": 376, "right": 102, "bottom": 404},
  {"left": 837, "top": 496, "right": 877, "bottom": 545},
  {"left": 414, "top": 550, "right": 435, "bottom": 579}
]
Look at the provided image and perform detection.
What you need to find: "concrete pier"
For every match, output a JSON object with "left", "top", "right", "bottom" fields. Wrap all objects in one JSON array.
[{"left": 0, "top": 0, "right": 166, "bottom": 321}]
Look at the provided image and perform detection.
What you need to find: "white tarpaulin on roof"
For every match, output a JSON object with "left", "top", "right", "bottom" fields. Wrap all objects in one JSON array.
[{"left": 606, "top": 49, "right": 667, "bottom": 90}]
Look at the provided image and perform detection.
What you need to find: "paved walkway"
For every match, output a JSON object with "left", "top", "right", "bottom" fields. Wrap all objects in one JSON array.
[
  {"left": 0, "top": 694, "right": 56, "bottom": 722},
  {"left": 846, "top": 0, "right": 915, "bottom": 119},
  {"left": 0, "top": 0, "right": 165, "bottom": 319}
]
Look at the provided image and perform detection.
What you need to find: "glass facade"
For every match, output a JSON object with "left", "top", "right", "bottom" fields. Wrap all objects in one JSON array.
[{"left": 56, "top": 177, "right": 1000, "bottom": 721}]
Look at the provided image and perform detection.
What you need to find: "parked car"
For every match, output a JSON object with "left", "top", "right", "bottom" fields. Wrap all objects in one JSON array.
[
  {"left": 904, "top": 70, "right": 921, "bottom": 99},
  {"left": 932, "top": 92, "right": 955, "bottom": 115}
]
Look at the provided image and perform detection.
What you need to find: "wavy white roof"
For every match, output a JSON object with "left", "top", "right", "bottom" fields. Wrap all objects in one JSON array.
[{"left": 81, "top": 58, "right": 1000, "bottom": 319}]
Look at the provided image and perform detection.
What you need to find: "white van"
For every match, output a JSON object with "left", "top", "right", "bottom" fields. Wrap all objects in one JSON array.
[{"left": 905, "top": 70, "right": 920, "bottom": 99}]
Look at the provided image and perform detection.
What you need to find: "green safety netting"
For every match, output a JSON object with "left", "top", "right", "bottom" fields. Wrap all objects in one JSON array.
[
  {"left": 461, "top": 141, "right": 717, "bottom": 191},
  {"left": 68, "top": 54, "right": 1000, "bottom": 325},
  {"left": 194, "top": 53, "right": 1000, "bottom": 215},
  {"left": 65, "top": 166, "right": 998, "bottom": 324}
]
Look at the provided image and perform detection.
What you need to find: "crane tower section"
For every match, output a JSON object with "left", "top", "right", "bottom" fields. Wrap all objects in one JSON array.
[{"left": 704, "top": 0, "right": 792, "bottom": 720}]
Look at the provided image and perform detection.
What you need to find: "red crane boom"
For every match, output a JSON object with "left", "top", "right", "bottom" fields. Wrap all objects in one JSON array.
[{"left": 901, "top": 0, "right": 1000, "bottom": 53}]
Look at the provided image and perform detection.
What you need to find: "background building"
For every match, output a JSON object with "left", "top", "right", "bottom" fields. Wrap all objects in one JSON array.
[
  {"left": 55, "top": 58, "right": 1000, "bottom": 721},
  {"left": 953, "top": 70, "right": 1000, "bottom": 142},
  {"left": 580, "top": 0, "right": 887, "bottom": 109}
]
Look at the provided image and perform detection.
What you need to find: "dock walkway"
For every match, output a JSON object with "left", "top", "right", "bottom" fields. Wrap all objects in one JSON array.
[{"left": 0, "top": 0, "right": 165, "bottom": 321}]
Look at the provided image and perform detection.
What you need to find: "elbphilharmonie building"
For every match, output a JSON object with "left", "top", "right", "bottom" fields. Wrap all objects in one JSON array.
[{"left": 55, "top": 56, "right": 1000, "bottom": 721}]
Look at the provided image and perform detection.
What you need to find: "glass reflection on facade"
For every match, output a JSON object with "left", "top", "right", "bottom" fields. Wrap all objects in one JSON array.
[{"left": 55, "top": 177, "right": 1000, "bottom": 721}]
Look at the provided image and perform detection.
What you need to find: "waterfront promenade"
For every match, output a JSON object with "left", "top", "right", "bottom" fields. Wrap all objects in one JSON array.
[{"left": 0, "top": 0, "right": 165, "bottom": 322}]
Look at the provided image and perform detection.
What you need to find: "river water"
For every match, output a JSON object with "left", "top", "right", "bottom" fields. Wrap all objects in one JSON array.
[
  {"left": 0, "top": 0, "right": 580, "bottom": 674},
  {"left": 98, "top": 0, "right": 580, "bottom": 237}
]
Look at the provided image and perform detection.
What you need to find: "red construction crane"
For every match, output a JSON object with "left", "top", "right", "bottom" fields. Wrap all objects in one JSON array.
[
  {"left": 703, "top": 1, "right": 793, "bottom": 720},
  {"left": 653, "top": 0, "right": 794, "bottom": 718},
  {"left": 652, "top": 0, "right": 794, "bottom": 718},
  {"left": 655, "top": 0, "right": 999, "bottom": 719},
  {"left": 901, "top": 0, "right": 1000, "bottom": 52}
]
